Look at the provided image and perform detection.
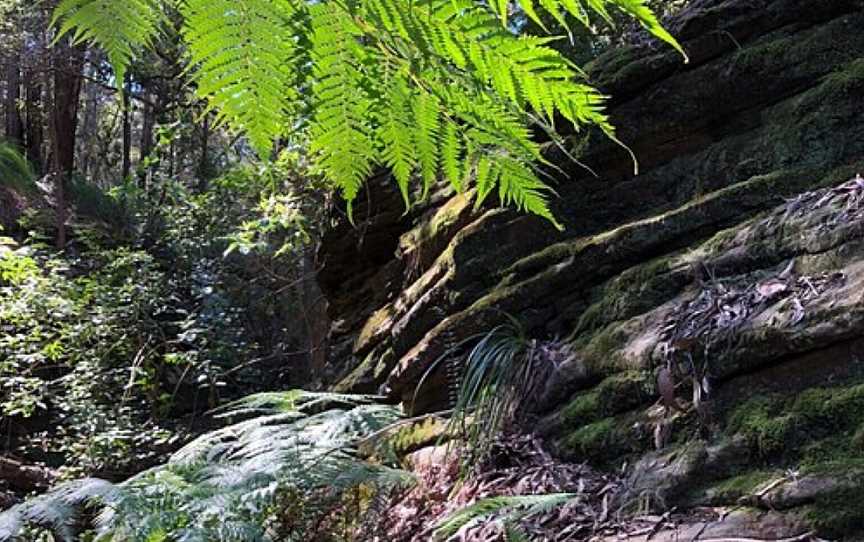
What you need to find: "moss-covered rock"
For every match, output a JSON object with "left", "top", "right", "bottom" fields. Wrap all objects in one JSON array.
[
  {"left": 561, "top": 371, "right": 651, "bottom": 425},
  {"left": 559, "top": 411, "right": 649, "bottom": 465},
  {"left": 388, "top": 416, "right": 449, "bottom": 456},
  {"left": 701, "top": 469, "right": 780, "bottom": 505},
  {"left": 727, "top": 384, "right": 864, "bottom": 464},
  {"left": 316, "top": 2, "right": 864, "bottom": 537}
]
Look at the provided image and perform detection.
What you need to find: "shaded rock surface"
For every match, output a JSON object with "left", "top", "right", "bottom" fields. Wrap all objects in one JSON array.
[{"left": 316, "top": 0, "right": 864, "bottom": 538}]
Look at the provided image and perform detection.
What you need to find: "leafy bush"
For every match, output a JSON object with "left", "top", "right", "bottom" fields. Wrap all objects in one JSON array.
[
  {"left": 0, "top": 244, "right": 180, "bottom": 476},
  {"left": 1, "top": 162, "right": 325, "bottom": 480}
]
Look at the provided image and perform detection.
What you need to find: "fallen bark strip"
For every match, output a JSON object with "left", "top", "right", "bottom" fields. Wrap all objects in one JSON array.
[
  {"left": 0, "top": 456, "right": 54, "bottom": 491},
  {"left": 696, "top": 531, "right": 820, "bottom": 542}
]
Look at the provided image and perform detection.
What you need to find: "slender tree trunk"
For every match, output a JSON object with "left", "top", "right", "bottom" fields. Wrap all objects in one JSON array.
[
  {"left": 137, "top": 93, "right": 157, "bottom": 189},
  {"left": 121, "top": 78, "right": 132, "bottom": 180},
  {"left": 140, "top": 98, "right": 155, "bottom": 158},
  {"left": 78, "top": 76, "right": 100, "bottom": 179},
  {"left": 5, "top": 52, "right": 24, "bottom": 147},
  {"left": 24, "top": 73, "right": 44, "bottom": 173},
  {"left": 50, "top": 38, "right": 85, "bottom": 249},
  {"left": 196, "top": 113, "right": 210, "bottom": 191}
]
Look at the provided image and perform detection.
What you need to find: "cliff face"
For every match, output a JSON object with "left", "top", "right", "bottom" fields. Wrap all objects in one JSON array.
[{"left": 317, "top": 0, "right": 864, "bottom": 537}]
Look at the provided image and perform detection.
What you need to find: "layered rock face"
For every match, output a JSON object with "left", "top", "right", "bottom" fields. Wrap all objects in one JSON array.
[{"left": 317, "top": 0, "right": 864, "bottom": 537}]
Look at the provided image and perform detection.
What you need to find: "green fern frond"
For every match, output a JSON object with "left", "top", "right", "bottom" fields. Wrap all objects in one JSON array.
[
  {"left": 413, "top": 91, "right": 442, "bottom": 199},
  {"left": 52, "top": 0, "right": 164, "bottom": 85},
  {"left": 604, "top": 0, "right": 689, "bottom": 61},
  {"left": 433, "top": 493, "right": 575, "bottom": 539},
  {"left": 52, "top": 0, "right": 683, "bottom": 225},
  {"left": 506, "top": 0, "right": 688, "bottom": 62},
  {"left": 0, "top": 391, "right": 409, "bottom": 542},
  {"left": 308, "top": 3, "right": 376, "bottom": 214},
  {"left": 181, "top": 0, "right": 301, "bottom": 158},
  {"left": 496, "top": 157, "right": 560, "bottom": 228},
  {"left": 378, "top": 66, "right": 417, "bottom": 207},
  {"left": 441, "top": 121, "right": 464, "bottom": 192}
]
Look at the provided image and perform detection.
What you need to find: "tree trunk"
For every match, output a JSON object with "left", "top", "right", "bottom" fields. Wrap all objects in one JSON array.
[
  {"left": 121, "top": 77, "right": 132, "bottom": 180},
  {"left": 24, "top": 73, "right": 43, "bottom": 174},
  {"left": 197, "top": 113, "right": 210, "bottom": 191},
  {"left": 140, "top": 98, "right": 155, "bottom": 159},
  {"left": 4, "top": 52, "right": 24, "bottom": 147},
  {"left": 50, "top": 38, "right": 85, "bottom": 249},
  {"left": 78, "top": 75, "right": 100, "bottom": 179}
]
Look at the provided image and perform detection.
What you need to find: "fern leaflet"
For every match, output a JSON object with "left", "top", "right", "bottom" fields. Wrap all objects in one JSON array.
[{"left": 52, "top": 0, "right": 685, "bottom": 225}]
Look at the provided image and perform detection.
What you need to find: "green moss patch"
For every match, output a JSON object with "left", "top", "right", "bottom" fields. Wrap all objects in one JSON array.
[
  {"left": 560, "top": 411, "right": 647, "bottom": 465},
  {"left": 562, "top": 371, "right": 650, "bottom": 425},
  {"left": 389, "top": 416, "right": 448, "bottom": 456},
  {"left": 805, "top": 484, "right": 864, "bottom": 538},
  {"left": 727, "top": 384, "right": 864, "bottom": 465},
  {"left": 702, "top": 469, "right": 780, "bottom": 504}
]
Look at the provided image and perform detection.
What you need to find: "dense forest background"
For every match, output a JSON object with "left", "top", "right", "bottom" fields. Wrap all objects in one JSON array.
[{"left": 0, "top": 0, "right": 335, "bottom": 503}]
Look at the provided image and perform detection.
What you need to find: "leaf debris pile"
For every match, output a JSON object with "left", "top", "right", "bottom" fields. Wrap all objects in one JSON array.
[
  {"left": 770, "top": 174, "right": 864, "bottom": 232},
  {"left": 365, "top": 434, "right": 732, "bottom": 541}
]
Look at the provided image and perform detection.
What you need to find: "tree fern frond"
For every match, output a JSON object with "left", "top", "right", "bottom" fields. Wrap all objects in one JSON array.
[
  {"left": 378, "top": 66, "right": 417, "bottom": 207},
  {"left": 496, "top": 157, "right": 561, "bottom": 229},
  {"left": 499, "top": 0, "right": 688, "bottom": 62},
  {"left": 52, "top": 0, "right": 683, "bottom": 225},
  {"left": 0, "top": 478, "right": 120, "bottom": 542},
  {"left": 308, "top": 3, "right": 376, "bottom": 213},
  {"left": 603, "top": 0, "right": 689, "bottom": 61},
  {"left": 52, "top": 0, "right": 164, "bottom": 85},
  {"left": 216, "top": 389, "right": 384, "bottom": 416},
  {"left": 441, "top": 121, "right": 464, "bottom": 193},
  {"left": 0, "top": 392, "right": 411, "bottom": 542},
  {"left": 413, "top": 91, "right": 442, "bottom": 199},
  {"left": 181, "top": 0, "right": 301, "bottom": 158}
]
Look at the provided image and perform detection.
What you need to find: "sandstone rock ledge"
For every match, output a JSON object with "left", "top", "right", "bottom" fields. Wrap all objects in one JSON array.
[{"left": 315, "top": 0, "right": 864, "bottom": 537}]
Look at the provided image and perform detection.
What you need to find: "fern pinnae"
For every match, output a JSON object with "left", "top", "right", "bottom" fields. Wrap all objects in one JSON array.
[
  {"left": 53, "top": 0, "right": 684, "bottom": 231},
  {"left": 433, "top": 493, "right": 575, "bottom": 539},
  {"left": 181, "top": 0, "right": 300, "bottom": 157},
  {"left": 379, "top": 66, "right": 417, "bottom": 207},
  {"left": 441, "top": 121, "right": 464, "bottom": 192},
  {"left": 413, "top": 90, "right": 442, "bottom": 199},
  {"left": 610, "top": 0, "right": 689, "bottom": 62},
  {"left": 309, "top": 3, "right": 376, "bottom": 213},
  {"left": 52, "top": 0, "right": 164, "bottom": 85}
]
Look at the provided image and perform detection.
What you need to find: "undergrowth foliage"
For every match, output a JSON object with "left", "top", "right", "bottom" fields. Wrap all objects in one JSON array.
[
  {"left": 0, "top": 161, "right": 324, "bottom": 481},
  {"left": 415, "top": 315, "right": 563, "bottom": 464},
  {"left": 53, "top": 0, "right": 684, "bottom": 225},
  {"left": 0, "top": 391, "right": 411, "bottom": 542}
]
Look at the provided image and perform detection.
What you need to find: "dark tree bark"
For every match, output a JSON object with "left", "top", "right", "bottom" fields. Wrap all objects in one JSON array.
[
  {"left": 50, "top": 38, "right": 85, "bottom": 249},
  {"left": 0, "top": 456, "right": 54, "bottom": 492},
  {"left": 121, "top": 77, "right": 132, "bottom": 179},
  {"left": 24, "top": 73, "right": 44, "bottom": 173},
  {"left": 140, "top": 97, "right": 155, "bottom": 160},
  {"left": 196, "top": 113, "right": 210, "bottom": 191},
  {"left": 4, "top": 51, "right": 24, "bottom": 147}
]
